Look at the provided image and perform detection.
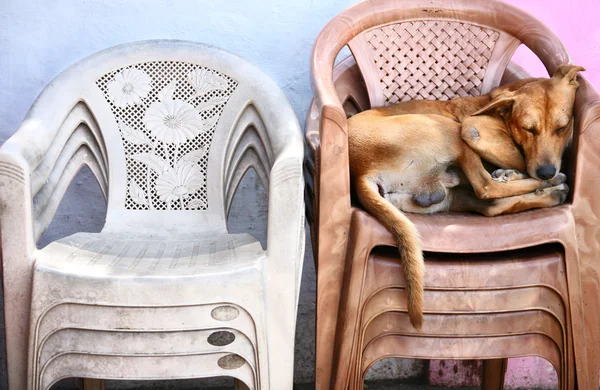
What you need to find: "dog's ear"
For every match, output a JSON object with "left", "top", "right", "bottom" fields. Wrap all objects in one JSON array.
[
  {"left": 489, "top": 78, "right": 538, "bottom": 99},
  {"left": 553, "top": 65, "right": 586, "bottom": 87},
  {"left": 472, "top": 96, "right": 515, "bottom": 119}
]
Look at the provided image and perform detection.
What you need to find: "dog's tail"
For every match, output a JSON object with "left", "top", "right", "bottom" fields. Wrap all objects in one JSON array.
[{"left": 355, "top": 176, "right": 424, "bottom": 329}]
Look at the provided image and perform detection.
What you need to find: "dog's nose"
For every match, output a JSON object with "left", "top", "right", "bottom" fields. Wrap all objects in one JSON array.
[{"left": 536, "top": 164, "right": 557, "bottom": 180}]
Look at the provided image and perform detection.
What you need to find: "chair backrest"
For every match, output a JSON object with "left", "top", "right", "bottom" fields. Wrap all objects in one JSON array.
[
  {"left": 33, "top": 41, "right": 290, "bottom": 233},
  {"left": 312, "top": 0, "right": 572, "bottom": 110},
  {"left": 95, "top": 59, "right": 238, "bottom": 214},
  {"left": 350, "top": 20, "right": 505, "bottom": 105}
]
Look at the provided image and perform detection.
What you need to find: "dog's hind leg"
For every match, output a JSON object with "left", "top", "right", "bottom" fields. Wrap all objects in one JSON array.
[{"left": 450, "top": 184, "right": 569, "bottom": 216}]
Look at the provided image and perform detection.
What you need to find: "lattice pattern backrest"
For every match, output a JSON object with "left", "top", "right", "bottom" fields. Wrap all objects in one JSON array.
[
  {"left": 363, "top": 20, "right": 500, "bottom": 104},
  {"left": 96, "top": 61, "right": 238, "bottom": 211}
]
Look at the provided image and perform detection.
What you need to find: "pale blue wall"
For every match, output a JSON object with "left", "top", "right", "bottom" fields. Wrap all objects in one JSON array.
[{"left": 0, "top": 0, "right": 359, "bottom": 139}]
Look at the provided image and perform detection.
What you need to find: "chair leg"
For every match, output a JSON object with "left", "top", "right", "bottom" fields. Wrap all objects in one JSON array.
[
  {"left": 81, "top": 378, "right": 104, "bottom": 390},
  {"left": 576, "top": 249, "right": 600, "bottom": 389},
  {"left": 481, "top": 358, "right": 508, "bottom": 390},
  {"left": 234, "top": 379, "right": 251, "bottom": 390},
  {"left": 334, "top": 212, "right": 381, "bottom": 390},
  {"left": 4, "top": 304, "right": 30, "bottom": 390},
  {"left": 332, "top": 250, "right": 370, "bottom": 388},
  {"left": 264, "top": 271, "right": 297, "bottom": 390}
]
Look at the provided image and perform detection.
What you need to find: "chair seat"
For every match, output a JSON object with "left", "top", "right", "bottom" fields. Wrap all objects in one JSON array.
[
  {"left": 34, "top": 231, "right": 265, "bottom": 277},
  {"left": 351, "top": 204, "right": 573, "bottom": 253}
]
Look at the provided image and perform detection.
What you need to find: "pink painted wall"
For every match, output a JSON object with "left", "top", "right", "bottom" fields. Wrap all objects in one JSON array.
[
  {"left": 504, "top": 358, "right": 559, "bottom": 389},
  {"left": 430, "top": 358, "right": 559, "bottom": 389},
  {"left": 502, "top": 0, "right": 600, "bottom": 88}
]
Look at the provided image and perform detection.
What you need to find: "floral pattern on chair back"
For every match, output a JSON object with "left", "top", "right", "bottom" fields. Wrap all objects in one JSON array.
[{"left": 96, "top": 61, "right": 237, "bottom": 211}]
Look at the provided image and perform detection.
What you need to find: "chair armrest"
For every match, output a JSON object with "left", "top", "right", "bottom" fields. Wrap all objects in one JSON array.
[
  {"left": 259, "top": 112, "right": 306, "bottom": 342},
  {"left": 0, "top": 152, "right": 37, "bottom": 256},
  {"left": 264, "top": 103, "right": 305, "bottom": 264},
  {"left": 221, "top": 67, "right": 306, "bottom": 272},
  {"left": 572, "top": 76, "right": 600, "bottom": 209},
  {"left": 310, "top": 25, "right": 357, "bottom": 390},
  {"left": 267, "top": 148, "right": 305, "bottom": 277},
  {"left": 0, "top": 87, "right": 108, "bottom": 244},
  {"left": 305, "top": 54, "right": 370, "bottom": 155},
  {"left": 307, "top": 55, "right": 370, "bottom": 267}
]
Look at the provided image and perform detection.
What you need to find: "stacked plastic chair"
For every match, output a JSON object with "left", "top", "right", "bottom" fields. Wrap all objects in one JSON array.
[
  {"left": 305, "top": 1, "right": 600, "bottom": 389},
  {"left": 340, "top": 215, "right": 572, "bottom": 389},
  {"left": 0, "top": 40, "right": 305, "bottom": 390}
]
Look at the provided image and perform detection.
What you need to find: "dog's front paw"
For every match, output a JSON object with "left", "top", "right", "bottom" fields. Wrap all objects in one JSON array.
[
  {"left": 541, "top": 172, "right": 567, "bottom": 188},
  {"left": 535, "top": 183, "right": 569, "bottom": 205},
  {"left": 492, "top": 169, "right": 527, "bottom": 183},
  {"left": 549, "top": 172, "right": 567, "bottom": 186},
  {"left": 551, "top": 183, "right": 570, "bottom": 204}
]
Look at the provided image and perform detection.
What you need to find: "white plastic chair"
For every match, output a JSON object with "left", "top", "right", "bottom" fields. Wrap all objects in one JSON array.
[{"left": 0, "top": 40, "right": 305, "bottom": 390}]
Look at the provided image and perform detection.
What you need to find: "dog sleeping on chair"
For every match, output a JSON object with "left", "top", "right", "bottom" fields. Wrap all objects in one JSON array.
[{"left": 347, "top": 65, "right": 585, "bottom": 330}]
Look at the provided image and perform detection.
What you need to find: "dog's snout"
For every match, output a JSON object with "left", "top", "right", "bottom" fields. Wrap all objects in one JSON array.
[{"left": 536, "top": 164, "right": 557, "bottom": 180}]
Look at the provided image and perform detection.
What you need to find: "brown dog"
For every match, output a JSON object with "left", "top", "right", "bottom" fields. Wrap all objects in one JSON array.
[{"left": 347, "top": 65, "right": 585, "bottom": 329}]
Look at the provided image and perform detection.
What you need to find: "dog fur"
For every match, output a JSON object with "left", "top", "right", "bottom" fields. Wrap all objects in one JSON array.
[{"left": 347, "top": 65, "right": 585, "bottom": 328}]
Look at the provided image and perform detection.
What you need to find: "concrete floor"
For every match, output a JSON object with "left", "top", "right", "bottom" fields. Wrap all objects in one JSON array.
[
  {"left": 53, "top": 383, "right": 478, "bottom": 390},
  {"left": 52, "top": 379, "right": 556, "bottom": 389},
  {"left": 51, "top": 377, "right": 480, "bottom": 390},
  {"left": 295, "top": 382, "right": 478, "bottom": 390}
]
